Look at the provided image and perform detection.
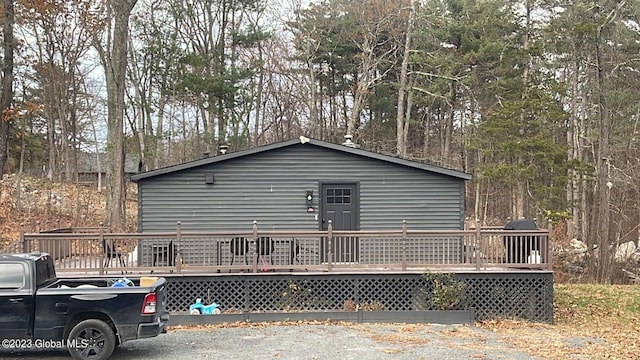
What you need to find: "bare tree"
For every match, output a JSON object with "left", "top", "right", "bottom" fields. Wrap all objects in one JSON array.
[
  {"left": 395, "top": 0, "right": 415, "bottom": 158},
  {"left": 93, "top": 0, "right": 138, "bottom": 230},
  {"left": 21, "top": 1, "right": 96, "bottom": 183},
  {"left": 344, "top": 1, "right": 399, "bottom": 138},
  {"left": 590, "top": 0, "right": 627, "bottom": 283},
  {"left": 0, "top": 0, "right": 14, "bottom": 179}
]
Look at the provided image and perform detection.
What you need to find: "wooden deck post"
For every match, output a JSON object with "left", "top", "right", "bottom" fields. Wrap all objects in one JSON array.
[
  {"left": 546, "top": 221, "right": 553, "bottom": 271},
  {"left": 327, "top": 220, "right": 333, "bottom": 271},
  {"left": 401, "top": 220, "right": 407, "bottom": 271},
  {"left": 475, "top": 221, "right": 481, "bottom": 271},
  {"left": 252, "top": 221, "right": 258, "bottom": 273},
  {"left": 175, "top": 221, "right": 182, "bottom": 274},
  {"left": 99, "top": 222, "right": 105, "bottom": 276},
  {"left": 20, "top": 223, "right": 26, "bottom": 253}
]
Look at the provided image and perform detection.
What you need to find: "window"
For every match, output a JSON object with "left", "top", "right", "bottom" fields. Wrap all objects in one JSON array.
[
  {"left": 325, "top": 188, "right": 351, "bottom": 205},
  {"left": 35, "top": 256, "right": 56, "bottom": 287},
  {"left": 0, "top": 263, "right": 26, "bottom": 290}
]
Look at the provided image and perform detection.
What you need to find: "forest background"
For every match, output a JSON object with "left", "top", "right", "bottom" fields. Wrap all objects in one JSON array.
[{"left": 0, "top": 0, "right": 639, "bottom": 284}]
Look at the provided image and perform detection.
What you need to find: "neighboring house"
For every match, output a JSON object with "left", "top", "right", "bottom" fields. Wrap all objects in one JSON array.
[
  {"left": 131, "top": 137, "right": 472, "bottom": 232},
  {"left": 76, "top": 152, "right": 140, "bottom": 183},
  {"left": 22, "top": 153, "right": 140, "bottom": 183}
]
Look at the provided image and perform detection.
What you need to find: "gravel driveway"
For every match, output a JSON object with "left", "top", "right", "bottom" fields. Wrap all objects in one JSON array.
[{"left": 1, "top": 323, "right": 537, "bottom": 360}]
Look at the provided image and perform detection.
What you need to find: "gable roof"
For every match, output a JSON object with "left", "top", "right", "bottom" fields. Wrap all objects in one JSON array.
[{"left": 130, "top": 137, "right": 472, "bottom": 182}]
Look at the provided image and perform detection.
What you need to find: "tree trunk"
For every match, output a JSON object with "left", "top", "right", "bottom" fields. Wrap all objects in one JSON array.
[
  {"left": 444, "top": 82, "right": 455, "bottom": 164},
  {"left": 0, "top": 0, "right": 14, "bottom": 178},
  {"left": 254, "top": 44, "right": 265, "bottom": 146},
  {"left": 593, "top": 26, "right": 611, "bottom": 284},
  {"left": 395, "top": 0, "right": 415, "bottom": 158},
  {"left": 402, "top": 83, "right": 414, "bottom": 156},
  {"left": 513, "top": 0, "right": 532, "bottom": 220},
  {"left": 154, "top": 96, "right": 166, "bottom": 169},
  {"left": 590, "top": 0, "right": 627, "bottom": 283},
  {"left": 99, "top": 0, "right": 138, "bottom": 230},
  {"left": 307, "top": 56, "right": 318, "bottom": 140},
  {"left": 15, "top": 111, "right": 24, "bottom": 211},
  {"left": 422, "top": 111, "right": 431, "bottom": 158},
  {"left": 348, "top": 74, "right": 368, "bottom": 138}
]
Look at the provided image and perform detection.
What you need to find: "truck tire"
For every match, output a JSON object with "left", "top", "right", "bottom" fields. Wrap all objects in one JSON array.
[{"left": 67, "top": 319, "right": 116, "bottom": 360}]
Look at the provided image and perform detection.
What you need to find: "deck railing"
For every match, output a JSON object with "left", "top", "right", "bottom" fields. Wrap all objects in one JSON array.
[{"left": 14, "top": 221, "right": 552, "bottom": 274}]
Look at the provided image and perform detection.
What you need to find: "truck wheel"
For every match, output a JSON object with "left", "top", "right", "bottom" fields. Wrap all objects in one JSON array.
[{"left": 67, "top": 319, "right": 116, "bottom": 360}]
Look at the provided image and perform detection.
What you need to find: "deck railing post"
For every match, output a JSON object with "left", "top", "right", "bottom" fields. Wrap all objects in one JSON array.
[
  {"left": 546, "top": 221, "right": 553, "bottom": 270},
  {"left": 252, "top": 221, "right": 258, "bottom": 273},
  {"left": 475, "top": 220, "right": 482, "bottom": 271},
  {"left": 20, "top": 223, "right": 27, "bottom": 253},
  {"left": 175, "top": 221, "right": 183, "bottom": 273},
  {"left": 327, "top": 220, "right": 333, "bottom": 271},
  {"left": 99, "top": 222, "right": 105, "bottom": 276},
  {"left": 401, "top": 220, "right": 407, "bottom": 271}
]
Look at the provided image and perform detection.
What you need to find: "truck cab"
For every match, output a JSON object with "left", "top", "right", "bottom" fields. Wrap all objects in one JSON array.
[
  {"left": 0, "top": 253, "right": 51, "bottom": 339},
  {"left": 0, "top": 253, "right": 168, "bottom": 360}
]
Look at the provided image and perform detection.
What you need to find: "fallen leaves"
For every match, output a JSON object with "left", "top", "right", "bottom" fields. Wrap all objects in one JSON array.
[
  {"left": 169, "top": 284, "right": 640, "bottom": 360},
  {"left": 477, "top": 284, "right": 640, "bottom": 360},
  {"left": 0, "top": 174, "right": 138, "bottom": 250},
  {"left": 168, "top": 319, "right": 343, "bottom": 332}
]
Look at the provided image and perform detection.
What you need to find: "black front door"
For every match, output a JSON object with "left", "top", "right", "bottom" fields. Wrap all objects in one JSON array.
[{"left": 320, "top": 182, "right": 359, "bottom": 263}]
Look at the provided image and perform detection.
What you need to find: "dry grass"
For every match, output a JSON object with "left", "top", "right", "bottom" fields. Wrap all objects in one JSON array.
[{"left": 478, "top": 284, "right": 640, "bottom": 360}]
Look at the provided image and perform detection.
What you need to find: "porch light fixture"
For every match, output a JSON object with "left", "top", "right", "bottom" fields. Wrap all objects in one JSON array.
[{"left": 306, "top": 190, "right": 314, "bottom": 212}]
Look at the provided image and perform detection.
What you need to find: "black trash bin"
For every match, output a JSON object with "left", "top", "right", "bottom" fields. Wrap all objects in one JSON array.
[{"left": 503, "top": 219, "right": 540, "bottom": 264}]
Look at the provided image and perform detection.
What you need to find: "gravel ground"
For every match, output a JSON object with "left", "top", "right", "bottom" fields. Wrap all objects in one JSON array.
[{"left": 1, "top": 323, "right": 538, "bottom": 360}]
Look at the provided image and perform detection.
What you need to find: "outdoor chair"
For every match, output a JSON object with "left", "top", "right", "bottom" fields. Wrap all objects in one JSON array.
[
  {"left": 290, "top": 238, "right": 300, "bottom": 265},
  {"left": 152, "top": 240, "right": 176, "bottom": 267},
  {"left": 103, "top": 240, "right": 127, "bottom": 271},
  {"left": 257, "top": 237, "right": 275, "bottom": 270},
  {"left": 230, "top": 237, "right": 249, "bottom": 265}
]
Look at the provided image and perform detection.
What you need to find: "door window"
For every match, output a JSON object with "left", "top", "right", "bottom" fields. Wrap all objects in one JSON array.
[{"left": 326, "top": 188, "right": 351, "bottom": 204}]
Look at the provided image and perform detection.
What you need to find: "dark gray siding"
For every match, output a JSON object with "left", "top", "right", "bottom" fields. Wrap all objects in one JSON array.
[{"left": 137, "top": 144, "right": 465, "bottom": 232}]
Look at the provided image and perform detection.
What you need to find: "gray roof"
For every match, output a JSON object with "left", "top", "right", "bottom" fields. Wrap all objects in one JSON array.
[{"left": 130, "top": 137, "right": 472, "bottom": 182}]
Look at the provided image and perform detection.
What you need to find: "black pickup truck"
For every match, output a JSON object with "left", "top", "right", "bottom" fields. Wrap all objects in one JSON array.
[{"left": 0, "top": 252, "right": 169, "bottom": 360}]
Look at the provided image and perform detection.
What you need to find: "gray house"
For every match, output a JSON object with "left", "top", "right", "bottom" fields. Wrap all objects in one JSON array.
[{"left": 131, "top": 137, "right": 472, "bottom": 233}]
